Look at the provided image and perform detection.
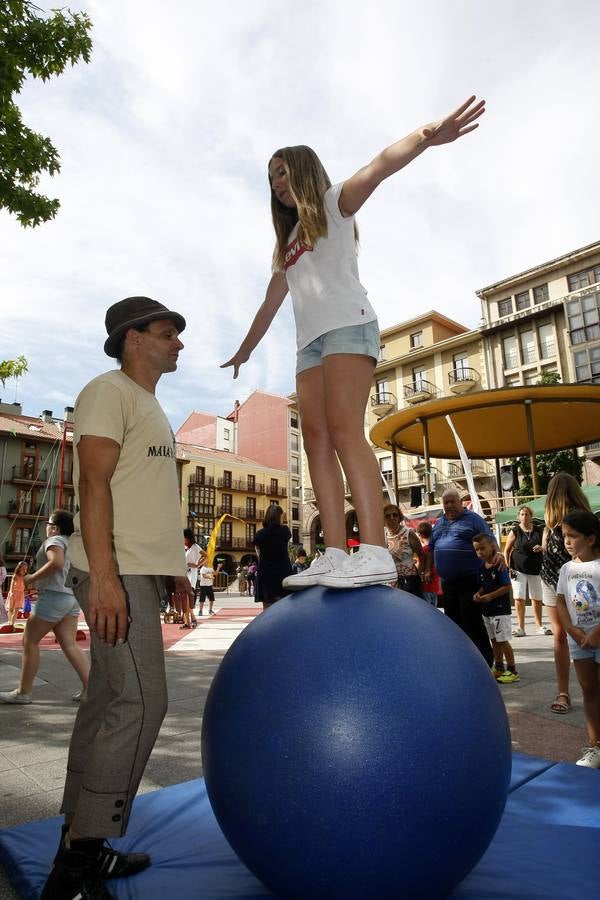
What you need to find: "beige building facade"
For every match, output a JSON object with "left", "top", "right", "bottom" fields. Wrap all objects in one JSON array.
[
  {"left": 477, "top": 240, "right": 600, "bottom": 477},
  {"left": 177, "top": 443, "right": 290, "bottom": 574}
]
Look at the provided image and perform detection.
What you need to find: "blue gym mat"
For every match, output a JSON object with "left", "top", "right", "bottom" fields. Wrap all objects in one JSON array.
[{"left": 1, "top": 753, "right": 598, "bottom": 899}]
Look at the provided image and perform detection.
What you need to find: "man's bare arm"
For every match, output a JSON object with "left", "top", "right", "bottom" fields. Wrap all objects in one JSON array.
[{"left": 77, "top": 435, "right": 129, "bottom": 645}]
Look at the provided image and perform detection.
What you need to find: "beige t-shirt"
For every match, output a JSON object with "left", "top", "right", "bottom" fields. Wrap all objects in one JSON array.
[{"left": 68, "top": 370, "right": 186, "bottom": 576}]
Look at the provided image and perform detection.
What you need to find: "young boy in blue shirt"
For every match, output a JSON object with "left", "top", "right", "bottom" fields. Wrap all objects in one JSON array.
[{"left": 472, "top": 533, "right": 519, "bottom": 683}]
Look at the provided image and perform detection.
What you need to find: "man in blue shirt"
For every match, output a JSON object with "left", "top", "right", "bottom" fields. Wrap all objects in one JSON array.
[{"left": 426, "top": 488, "right": 494, "bottom": 666}]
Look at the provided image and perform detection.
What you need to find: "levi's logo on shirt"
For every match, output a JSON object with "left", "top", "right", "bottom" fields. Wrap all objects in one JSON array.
[{"left": 283, "top": 237, "right": 312, "bottom": 271}]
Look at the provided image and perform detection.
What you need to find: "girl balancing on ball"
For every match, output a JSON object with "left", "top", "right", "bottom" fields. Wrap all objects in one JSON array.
[{"left": 222, "top": 96, "right": 485, "bottom": 590}]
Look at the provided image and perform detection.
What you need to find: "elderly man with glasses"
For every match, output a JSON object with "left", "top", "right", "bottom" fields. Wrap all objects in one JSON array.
[{"left": 423, "top": 488, "right": 496, "bottom": 666}]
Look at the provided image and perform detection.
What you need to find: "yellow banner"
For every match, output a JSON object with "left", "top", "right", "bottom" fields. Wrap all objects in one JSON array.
[{"left": 205, "top": 513, "right": 246, "bottom": 566}]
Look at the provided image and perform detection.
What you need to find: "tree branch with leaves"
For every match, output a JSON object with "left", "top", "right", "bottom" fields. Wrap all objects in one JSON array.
[
  {"left": 0, "top": 355, "right": 28, "bottom": 387},
  {"left": 0, "top": 1, "right": 93, "bottom": 227}
]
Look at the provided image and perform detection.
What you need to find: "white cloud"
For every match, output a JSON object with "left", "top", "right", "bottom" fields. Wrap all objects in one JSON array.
[{"left": 1, "top": 0, "right": 599, "bottom": 424}]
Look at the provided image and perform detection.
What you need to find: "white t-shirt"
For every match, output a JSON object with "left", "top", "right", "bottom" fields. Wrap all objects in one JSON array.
[
  {"left": 199, "top": 566, "right": 215, "bottom": 587},
  {"left": 68, "top": 370, "right": 186, "bottom": 577},
  {"left": 35, "top": 535, "right": 74, "bottom": 594},
  {"left": 556, "top": 558, "right": 600, "bottom": 631},
  {"left": 282, "top": 182, "right": 377, "bottom": 350},
  {"left": 186, "top": 543, "right": 202, "bottom": 588}
]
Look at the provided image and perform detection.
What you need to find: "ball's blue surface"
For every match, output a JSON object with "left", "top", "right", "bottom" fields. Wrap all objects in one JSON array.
[{"left": 201, "top": 585, "right": 511, "bottom": 900}]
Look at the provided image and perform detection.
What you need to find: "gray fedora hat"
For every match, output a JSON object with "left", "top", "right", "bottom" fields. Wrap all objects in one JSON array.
[{"left": 104, "top": 296, "right": 186, "bottom": 358}]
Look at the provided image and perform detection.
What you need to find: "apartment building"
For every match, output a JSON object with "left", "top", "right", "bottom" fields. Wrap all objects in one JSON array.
[
  {"left": 478, "top": 240, "right": 600, "bottom": 389},
  {"left": 177, "top": 443, "right": 291, "bottom": 573},
  {"left": 0, "top": 401, "right": 75, "bottom": 576},
  {"left": 176, "top": 389, "right": 304, "bottom": 548},
  {"left": 477, "top": 240, "right": 600, "bottom": 477},
  {"left": 371, "top": 311, "right": 493, "bottom": 503}
]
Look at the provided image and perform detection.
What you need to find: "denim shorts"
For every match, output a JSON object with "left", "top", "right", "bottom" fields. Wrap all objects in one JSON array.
[
  {"left": 296, "top": 319, "right": 380, "bottom": 375},
  {"left": 32, "top": 589, "right": 80, "bottom": 623},
  {"left": 568, "top": 635, "right": 600, "bottom": 663}
]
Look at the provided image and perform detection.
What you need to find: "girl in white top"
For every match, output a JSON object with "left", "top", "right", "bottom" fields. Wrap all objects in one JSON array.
[
  {"left": 556, "top": 510, "right": 600, "bottom": 768},
  {"left": 223, "top": 96, "right": 485, "bottom": 590}
]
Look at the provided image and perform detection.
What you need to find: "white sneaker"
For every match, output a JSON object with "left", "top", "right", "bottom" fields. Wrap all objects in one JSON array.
[
  {"left": 318, "top": 545, "right": 397, "bottom": 590},
  {"left": 537, "top": 625, "right": 553, "bottom": 636},
  {"left": 576, "top": 745, "right": 600, "bottom": 768},
  {"left": 0, "top": 689, "right": 32, "bottom": 704},
  {"left": 282, "top": 549, "right": 347, "bottom": 590}
]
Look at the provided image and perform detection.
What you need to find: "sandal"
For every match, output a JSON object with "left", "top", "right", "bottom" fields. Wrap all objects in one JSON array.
[
  {"left": 512, "top": 627, "right": 526, "bottom": 637},
  {"left": 550, "top": 692, "right": 571, "bottom": 714}
]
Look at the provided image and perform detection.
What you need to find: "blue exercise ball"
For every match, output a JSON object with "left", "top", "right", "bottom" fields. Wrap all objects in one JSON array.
[{"left": 201, "top": 585, "right": 511, "bottom": 900}]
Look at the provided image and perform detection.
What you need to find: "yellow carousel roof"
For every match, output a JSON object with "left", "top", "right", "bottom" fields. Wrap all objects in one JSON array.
[{"left": 370, "top": 384, "right": 600, "bottom": 459}]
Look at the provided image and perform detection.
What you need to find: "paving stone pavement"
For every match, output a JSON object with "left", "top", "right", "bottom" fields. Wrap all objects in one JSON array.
[{"left": 0, "top": 601, "right": 590, "bottom": 898}]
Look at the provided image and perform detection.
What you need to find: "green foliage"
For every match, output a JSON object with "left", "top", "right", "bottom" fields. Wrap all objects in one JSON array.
[
  {"left": 0, "top": 354, "right": 28, "bottom": 386},
  {"left": 510, "top": 370, "right": 583, "bottom": 495},
  {"left": 0, "top": 1, "right": 93, "bottom": 227}
]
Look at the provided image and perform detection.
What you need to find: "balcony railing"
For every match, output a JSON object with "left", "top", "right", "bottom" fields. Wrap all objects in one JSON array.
[
  {"left": 12, "top": 466, "right": 48, "bottom": 483},
  {"left": 448, "top": 367, "right": 480, "bottom": 394},
  {"left": 216, "top": 506, "right": 265, "bottom": 520},
  {"left": 217, "top": 477, "right": 276, "bottom": 495},
  {"left": 189, "top": 474, "right": 215, "bottom": 486},
  {"left": 447, "top": 460, "right": 494, "bottom": 480},
  {"left": 218, "top": 477, "right": 242, "bottom": 490},
  {"left": 217, "top": 537, "right": 256, "bottom": 549},
  {"left": 403, "top": 379, "right": 438, "bottom": 404},
  {"left": 7, "top": 500, "right": 46, "bottom": 518},
  {"left": 370, "top": 391, "right": 397, "bottom": 418}
]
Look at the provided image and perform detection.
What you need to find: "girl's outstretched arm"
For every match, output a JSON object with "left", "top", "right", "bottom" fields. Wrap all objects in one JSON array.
[
  {"left": 339, "top": 95, "right": 485, "bottom": 216},
  {"left": 221, "top": 271, "right": 289, "bottom": 379}
]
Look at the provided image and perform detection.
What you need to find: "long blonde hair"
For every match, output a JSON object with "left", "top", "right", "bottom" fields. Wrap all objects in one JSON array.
[
  {"left": 269, "top": 146, "right": 358, "bottom": 271},
  {"left": 544, "top": 472, "right": 591, "bottom": 529}
]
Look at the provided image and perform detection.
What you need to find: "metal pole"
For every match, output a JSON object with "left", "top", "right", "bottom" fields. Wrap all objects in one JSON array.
[
  {"left": 391, "top": 440, "right": 399, "bottom": 502},
  {"left": 417, "top": 417, "right": 434, "bottom": 505},
  {"left": 57, "top": 422, "right": 68, "bottom": 508},
  {"left": 524, "top": 400, "right": 540, "bottom": 496},
  {"left": 494, "top": 458, "right": 504, "bottom": 510}
]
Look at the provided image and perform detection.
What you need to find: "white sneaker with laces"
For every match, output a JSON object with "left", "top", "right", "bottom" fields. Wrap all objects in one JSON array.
[
  {"left": 0, "top": 689, "right": 32, "bottom": 705},
  {"left": 576, "top": 745, "right": 600, "bottom": 768},
  {"left": 318, "top": 545, "right": 397, "bottom": 590},
  {"left": 282, "top": 549, "right": 347, "bottom": 590}
]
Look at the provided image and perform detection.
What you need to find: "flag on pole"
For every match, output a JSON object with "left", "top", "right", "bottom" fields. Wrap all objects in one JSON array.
[{"left": 205, "top": 513, "right": 246, "bottom": 566}]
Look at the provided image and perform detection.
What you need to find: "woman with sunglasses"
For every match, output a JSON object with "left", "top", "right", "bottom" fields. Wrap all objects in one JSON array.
[{"left": 383, "top": 504, "right": 425, "bottom": 597}]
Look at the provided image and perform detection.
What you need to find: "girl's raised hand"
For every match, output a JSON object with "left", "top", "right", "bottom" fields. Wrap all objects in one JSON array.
[
  {"left": 422, "top": 95, "right": 486, "bottom": 146},
  {"left": 221, "top": 350, "right": 249, "bottom": 380}
]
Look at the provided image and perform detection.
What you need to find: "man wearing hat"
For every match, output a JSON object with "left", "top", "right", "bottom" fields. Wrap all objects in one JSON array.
[{"left": 42, "top": 297, "right": 194, "bottom": 899}]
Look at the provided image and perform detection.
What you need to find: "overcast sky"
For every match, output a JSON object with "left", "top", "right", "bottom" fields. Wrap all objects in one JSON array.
[{"left": 2, "top": 0, "right": 599, "bottom": 429}]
